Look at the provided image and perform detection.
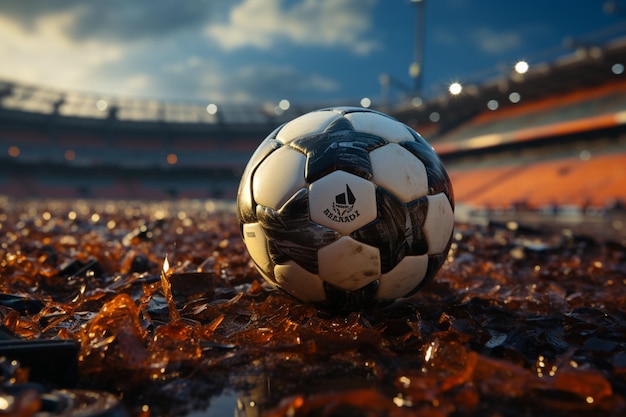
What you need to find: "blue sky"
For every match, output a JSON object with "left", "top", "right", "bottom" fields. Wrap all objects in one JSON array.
[{"left": 0, "top": 0, "right": 623, "bottom": 106}]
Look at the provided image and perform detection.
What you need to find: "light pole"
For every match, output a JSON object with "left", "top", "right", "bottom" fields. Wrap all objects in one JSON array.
[{"left": 410, "top": 0, "right": 426, "bottom": 97}]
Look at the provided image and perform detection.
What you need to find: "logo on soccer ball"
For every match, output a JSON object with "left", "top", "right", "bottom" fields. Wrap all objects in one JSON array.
[{"left": 324, "top": 184, "right": 361, "bottom": 223}]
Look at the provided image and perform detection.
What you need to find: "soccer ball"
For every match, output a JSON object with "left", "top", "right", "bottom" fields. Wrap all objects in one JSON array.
[{"left": 237, "top": 107, "right": 454, "bottom": 310}]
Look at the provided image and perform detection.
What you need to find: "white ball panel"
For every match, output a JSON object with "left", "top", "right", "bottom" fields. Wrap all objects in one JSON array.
[
  {"left": 370, "top": 143, "right": 429, "bottom": 202},
  {"left": 276, "top": 110, "right": 342, "bottom": 144},
  {"left": 317, "top": 236, "right": 380, "bottom": 291},
  {"left": 377, "top": 255, "right": 428, "bottom": 300},
  {"left": 252, "top": 146, "right": 306, "bottom": 210},
  {"left": 274, "top": 261, "right": 327, "bottom": 302},
  {"left": 242, "top": 223, "right": 276, "bottom": 285},
  {"left": 309, "top": 171, "right": 377, "bottom": 235},
  {"left": 345, "top": 112, "right": 414, "bottom": 143},
  {"left": 424, "top": 193, "right": 455, "bottom": 254}
]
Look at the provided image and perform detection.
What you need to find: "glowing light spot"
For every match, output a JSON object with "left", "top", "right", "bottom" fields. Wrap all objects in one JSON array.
[
  {"left": 448, "top": 82, "right": 462, "bottom": 95},
  {"left": 360, "top": 97, "right": 371, "bottom": 108},
  {"left": 206, "top": 103, "right": 218, "bottom": 115},
  {"left": 96, "top": 99, "right": 108, "bottom": 111},
  {"left": 399, "top": 375, "right": 411, "bottom": 388},
  {"left": 487, "top": 99, "right": 499, "bottom": 110},
  {"left": 514, "top": 60, "right": 529, "bottom": 74},
  {"left": 425, "top": 343, "right": 435, "bottom": 362},
  {"left": 167, "top": 153, "right": 178, "bottom": 165},
  {"left": 612, "top": 63, "right": 624, "bottom": 75},
  {"left": 8, "top": 146, "right": 20, "bottom": 157},
  {"left": 279, "top": 99, "right": 290, "bottom": 110},
  {"left": 509, "top": 92, "right": 521, "bottom": 103},
  {"left": 580, "top": 150, "right": 591, "bottom": 161},
  {"left": 586, "top": 396, "right": 594, "bottom": 404},
  {"left": 429, "top": 112, "right": 440, "bottom": 123},
  {"left": 65, "top": 149, "right": 76, "bottom": 161}
]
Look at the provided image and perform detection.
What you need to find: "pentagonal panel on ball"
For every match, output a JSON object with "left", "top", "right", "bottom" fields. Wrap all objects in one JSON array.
[
  {"left": 345, "top": 111, "right": 414, "bottom": 143},
  {"left": 376, "top": 255, "right": 428, "bottom": 300},
  {"left": 370, "top": 143, "right": 429, "bottom": 202},
  {"left": 309, "top": 170, "right": 377, "bottom": 235},
  {"left": 274, "top": 261, "right": 327, "bottom": 303},
  {"left": 317, "top": 236, "right": 380, "bottom": 291},
  {"left": 276, "top": 110, "right": 342, "bottom": 144},
  {"left": 252, "top": 146, "right": 307, "bottom": 210},
  {"left": 424, "top": 193, "right": 455, "bottom": 254}
]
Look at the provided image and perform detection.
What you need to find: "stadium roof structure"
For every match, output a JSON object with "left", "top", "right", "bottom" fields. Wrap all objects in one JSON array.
[
  {"left": 0, "top": 80, "right": 325, "bottom": 129},
  {"left": 392, "top": 34, "right": 626, "bottom": 137}
]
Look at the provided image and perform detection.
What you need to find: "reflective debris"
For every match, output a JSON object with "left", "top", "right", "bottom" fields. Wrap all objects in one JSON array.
[{"left": 0, "top": 198, "right": 625, "bottom": 416}]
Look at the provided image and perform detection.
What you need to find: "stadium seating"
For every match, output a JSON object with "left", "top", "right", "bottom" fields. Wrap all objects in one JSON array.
[{"left": 449, "top": 152, "right": 626, "bottom": 209}]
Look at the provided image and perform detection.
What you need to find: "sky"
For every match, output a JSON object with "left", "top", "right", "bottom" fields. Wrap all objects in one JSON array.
[{"left": 0, "top": 0, "right": 624, "bottom": 107}]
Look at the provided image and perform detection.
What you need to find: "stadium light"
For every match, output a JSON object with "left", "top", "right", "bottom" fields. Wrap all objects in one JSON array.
[
  {"left": 206, "top": 103, "right": 218, "bottom": 115},
  {"left": 278, "top": 99, "right": 290, "bottom": 111},
  {"left": 509, "top": 92, "right": 521, "bottom": 103},
  {"left": 514, "top": 60, "right": 529, "bottom": 74},
  {"left": 448, "top": 82, "right": 462, "bottom": 95},
  {"left": 96, "top": 99, "right": 108, "bottom": 111}
]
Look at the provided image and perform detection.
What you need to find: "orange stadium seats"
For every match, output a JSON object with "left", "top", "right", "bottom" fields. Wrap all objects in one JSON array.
[{"left": 449, "top": 152, "right": 626, "bottom": 209}]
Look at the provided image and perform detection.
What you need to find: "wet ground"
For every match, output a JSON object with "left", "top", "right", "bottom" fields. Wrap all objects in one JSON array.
[{"left": 0, "top": 197, "right": 625, "bottom": 416}]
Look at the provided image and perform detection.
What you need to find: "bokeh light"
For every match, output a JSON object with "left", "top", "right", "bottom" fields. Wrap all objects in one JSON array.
[
  {"left": 96, "top": 99, "right": 108, "bottom": 111},
  {"left": 206, "top": 103, "right": 218, "bottom": 115},
  {"left": 448, "top": 82, "right": 462, "bottom": 95},
  {"left": 167, "top": 153, "right": 178, "bottom": 165},
  {"left": 515, "top": 60, "right": 529, "bottom": 74}
]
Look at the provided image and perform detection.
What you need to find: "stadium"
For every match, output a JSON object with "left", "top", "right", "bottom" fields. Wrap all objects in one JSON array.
[
  {"left": 1, "top": 13, "right": 626, "bottom": 417},
  {"left": 1, "top": 34, "right": 625, "bottom": 216}
]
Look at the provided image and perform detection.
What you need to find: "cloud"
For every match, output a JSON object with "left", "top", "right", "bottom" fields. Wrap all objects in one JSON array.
[
  {"left": 206, "top": 0, "right": 379, "bottom": 55},
  {"left": 0, "top": 10, "right": 124, "bottom": 91},
  {"left": 162, "top": 57, "right": 340, "bottom": 103},
  {"left": 0, "top": 1, "right": 365, "bottom": 103},
  {"left": 0, "top": 0, "right": 216, "bottom": 42}
]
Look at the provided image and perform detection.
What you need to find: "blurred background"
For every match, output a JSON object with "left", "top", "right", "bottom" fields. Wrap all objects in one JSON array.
[{"left": 1, "top": 0, "right": 625, "bottom": 234}]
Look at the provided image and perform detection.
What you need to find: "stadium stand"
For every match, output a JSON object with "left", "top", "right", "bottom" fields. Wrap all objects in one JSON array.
[
  {"left": 450, "top": 152, "right": 626, "bottom": 209},
  {"left": 1, "top": 35, "right": 625, "bottom": 211}
]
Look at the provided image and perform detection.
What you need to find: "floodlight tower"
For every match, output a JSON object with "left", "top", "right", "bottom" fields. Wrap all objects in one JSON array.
[{"left": 409, "top": 0, "right": 426, "bottom": 97}]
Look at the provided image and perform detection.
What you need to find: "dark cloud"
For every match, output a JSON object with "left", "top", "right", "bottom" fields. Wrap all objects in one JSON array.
[{"left": 0, "top": 0, "right": 220, "bottom": 41}]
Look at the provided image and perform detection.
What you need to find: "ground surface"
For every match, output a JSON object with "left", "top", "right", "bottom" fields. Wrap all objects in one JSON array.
[{"left": 0, "top": 197, "right": 625, "bottom": 416}]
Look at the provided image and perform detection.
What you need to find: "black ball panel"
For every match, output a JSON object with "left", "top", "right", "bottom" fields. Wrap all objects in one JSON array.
[
  {"left": 256, "top": 188, "right": 340, "bottom": 274},
  {"left": 321, "top": 279, "right": 379, "bottom": 311},
  {"left": 351, "top": 189, "right": 428, "bottom": 273},
  {"left": 290, "top": 130, "right": 387, "bottom": 183}
]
